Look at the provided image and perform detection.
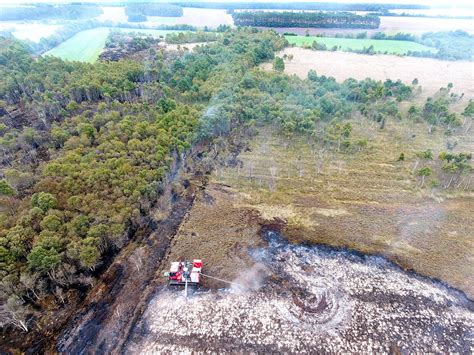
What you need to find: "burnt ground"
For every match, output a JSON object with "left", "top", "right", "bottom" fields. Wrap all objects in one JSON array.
[
  {"left": 125, "top": 231, "right": 474, "bottom": 353},
  {"left": 55, "top": 171, "right": 207, "bottom": 354}
]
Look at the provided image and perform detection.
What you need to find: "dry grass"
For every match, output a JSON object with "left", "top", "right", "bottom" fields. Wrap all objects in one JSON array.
[
  {"left": 160, "top": 184, "right": 265, "bottom": 288},
  {"left": 262, "top": 47, "right": 474, "bottom": 112},
  {"left": 213, "top": 120, "right": 474, "bottom": 298}
]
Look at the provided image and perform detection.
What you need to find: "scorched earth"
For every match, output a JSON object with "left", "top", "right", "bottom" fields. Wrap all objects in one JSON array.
[{"left": 125, "top": 232, "right": 474, "bottom": 353}]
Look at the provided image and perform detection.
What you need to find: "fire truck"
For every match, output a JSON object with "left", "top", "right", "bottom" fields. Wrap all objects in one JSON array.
[{"left": 166, "top": 260, "right": 202, "bottom": 286}]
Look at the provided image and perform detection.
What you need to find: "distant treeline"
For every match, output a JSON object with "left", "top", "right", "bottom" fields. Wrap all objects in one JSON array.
[
  {"left": 173, "top": 2, "right": 427, "bottom": 11},
  {"left": 232, "top": 11, "right": 381, "bottom": 29},
  {"left": 409, "top": 31, "right": 474, "bottom": 61},
  {"left": 125, "top": 3, "right": 183, "bottom": 17},
  {"left": 0, "top": 4, "right": 102, "bottom": 21}
]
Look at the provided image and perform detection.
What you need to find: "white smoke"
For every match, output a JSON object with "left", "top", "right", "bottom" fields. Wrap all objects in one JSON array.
[{"left": 230, "top": 262, "right": 270, "bottom": 293}]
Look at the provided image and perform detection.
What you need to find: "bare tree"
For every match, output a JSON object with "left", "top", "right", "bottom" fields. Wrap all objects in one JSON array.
[
  {"left": 20, "top": 273, "right": 40, "bottom": 300},
  {"left": 268, "top": 166, "right": 278, "bottom": 193},
  {"left": 77, "top": 274, "right": 95, "bottom": 287},
  {"left": 1, "top": 296, "right": 30, "bottom": 332},
  {"left": 295, "top": 158, "right": 305, "bottom": 178},
  {"left": 54, "top": 286, "right": 65, "bottom": 305},
  {"left": 246, "top": 161, "right": 255, "bottom": 178},
  {"left": 130, "top": 247, "right": 146, "bottom": 272}
]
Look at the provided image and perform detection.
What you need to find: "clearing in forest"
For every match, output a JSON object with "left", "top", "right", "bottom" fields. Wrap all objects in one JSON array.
[
  {"left": 44, "top": 28, "right": 110, "bottom": 63},
  {"left": 264, "top": 47, "right": 474, "bottom": 110},
  {"left": 286, "top": 35, "right": 435, "bottom": 55}
]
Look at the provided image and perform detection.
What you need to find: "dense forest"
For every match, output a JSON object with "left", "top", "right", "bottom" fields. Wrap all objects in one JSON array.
[
  {"left": 409, "top": 31, "right": 474, "bottom": 61},
  {"left": 125, "top": 3, "right": 184, "bottom": 17},
  {"left": 0, "top": 4, "right": 102, "bottom": 21},
  {"left": 0, "top": 26, "right": 467, "bottom": 336},
  {"left": 174, "top": 2, "right": 427, "bottom": 11},
  {"left": 232, "top": 11, "right": 381, "bottom": 29}
]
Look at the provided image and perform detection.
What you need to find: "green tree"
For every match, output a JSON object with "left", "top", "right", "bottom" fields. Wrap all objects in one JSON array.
[
  {"left": 417, "top": 167, "right": 432, "bottom": 187},
  {"left": 0, "top": 179, "right": 15, "bottom": 196},
  {"left": 32, "top": 192, "right": 57, "bottom": 212},
  {"left": 272, "top": 57, "right": 285, "bottom": 72}
]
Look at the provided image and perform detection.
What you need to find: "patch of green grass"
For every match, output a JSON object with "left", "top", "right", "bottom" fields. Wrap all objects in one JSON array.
[
  {"left": 45, "top": 28, "right": 110, "bottom": 63},
  {"left": 44, "top": 27, "right": 191, "bottom": 63},
  {"left": 286, "top": 35, "right": 436, "bottom": 55}
]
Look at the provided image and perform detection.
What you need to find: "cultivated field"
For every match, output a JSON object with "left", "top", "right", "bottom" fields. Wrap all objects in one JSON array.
[
  {"left": 390, "top": 8, "right": 474, "bottom": 17},
  {"left": 379, "top": 16, "right": 474, "bottom": 34},
  {"left": 286, "top": 35, "right": 435, "bottom": 55},
  {"left": 45, "top": 28, "right": 110, "bottom": 63},
  {"left": 264, "top": 47, "right": 474, "bottom": 110}
]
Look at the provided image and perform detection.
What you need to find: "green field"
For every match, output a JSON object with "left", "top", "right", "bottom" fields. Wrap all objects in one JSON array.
[
  {"left": 286, "top": 35, "right": 436, "bottom": 55},
  {"left": 45, "top": 28, "right": 110, "bottom": 63},
  {"left": 45, "top": 27, "right": 191, "bottom": 63}
]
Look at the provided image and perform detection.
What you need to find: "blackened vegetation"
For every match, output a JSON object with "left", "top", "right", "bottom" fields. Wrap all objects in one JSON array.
[
  {"left": 232, "top": 11, "right": 381, "bottom": 29},
  {"left": 100, "top": 31, "right": 162, "bottom": 62}
]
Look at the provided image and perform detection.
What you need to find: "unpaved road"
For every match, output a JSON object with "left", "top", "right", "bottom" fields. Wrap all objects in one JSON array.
[
  {"left": 263, "top": 47, "right": 474, "bottom": 109},
  {"left": 125, "top": 231, "right": 474, "bottom": 353}
]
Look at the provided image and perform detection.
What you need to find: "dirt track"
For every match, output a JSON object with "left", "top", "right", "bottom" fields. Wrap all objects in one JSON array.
[{"left": 263, "top": 47, "right": 474, "bottom": 110}]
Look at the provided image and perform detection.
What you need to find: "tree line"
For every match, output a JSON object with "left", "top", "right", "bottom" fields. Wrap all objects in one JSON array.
[
  {"left": 174, "top": 2, "right": 427, "bottom": 11},
  {"left": 232, "top": 11, "right": 381, "bottom": 29}
]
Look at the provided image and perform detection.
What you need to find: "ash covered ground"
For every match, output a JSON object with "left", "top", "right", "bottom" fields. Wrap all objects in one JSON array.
[{"left": 125, "top": 232, "right": 474, "bottom": 353}]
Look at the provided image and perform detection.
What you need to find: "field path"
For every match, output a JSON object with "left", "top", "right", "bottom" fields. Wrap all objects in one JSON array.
[{"left": 264, "top": 47, "right": 474, "bottom": 109}]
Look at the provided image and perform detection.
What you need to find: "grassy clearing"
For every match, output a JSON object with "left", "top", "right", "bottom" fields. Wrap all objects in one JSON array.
[
  {"left": 286, "top": 35, "right": 436, "bottom": 55},
  {"left": 212, "top": 119, "right": 473, "bottom": 297},
  {"left": 45, "top": 28, "right": 110, "bottom": 63},
  {"left": 44, "top": 27, "right": 192, "bottom": 62}
]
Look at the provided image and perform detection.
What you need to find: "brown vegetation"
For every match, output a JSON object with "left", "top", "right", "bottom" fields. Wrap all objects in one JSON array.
[
  {"left": 262, "top": 47, "right": 474, "bottom": 111},
  {"left": 171, "top": 121, "right": 473, "bottom": 298}
]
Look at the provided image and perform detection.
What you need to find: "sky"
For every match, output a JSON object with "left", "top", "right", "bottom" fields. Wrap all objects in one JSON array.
[{"left": 2, "top": 0, "right": 474, "bottom": 7}]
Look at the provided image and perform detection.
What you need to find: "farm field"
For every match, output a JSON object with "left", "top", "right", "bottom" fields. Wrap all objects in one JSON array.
[
  {"left": 390, "top": 7, "right": 474, "bottom": 17},
  {"left": 380, "top": 16, "right": 474, "bottom": 34},
  {"left": 45, "top": 28, "right": 109, "bottom": 63},
  {"left": 286, "top": 35, "right": 435, "bottom": 55},
  {"left": 264, "top": 47, "right": 474, "bottom": 111},
  {"left": 44, "top": 27, "right": 191, "bottom": 62}
]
